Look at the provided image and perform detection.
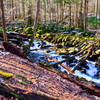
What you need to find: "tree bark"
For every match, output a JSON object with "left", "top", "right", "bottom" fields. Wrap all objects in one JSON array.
[
  {"left": 69, "top": 2, "right": 72, "bottom": 28},
  {"left": 83, "top": 0, "right": 88, "bottom": 31},
  {"left": 0, "top": 0, "right": 8, "bottom": 42},
  {"left": 74, "top": 3, "right": 78, "bottom": 27},
  {"left": 22, "top": 0, "right": 25, "bottom": 20},
  {"left": 11, "top": 0, "right": 14, "bottom": 21},
  {"left": 29, "top": 0, "right": 40, "bottom": 46}
]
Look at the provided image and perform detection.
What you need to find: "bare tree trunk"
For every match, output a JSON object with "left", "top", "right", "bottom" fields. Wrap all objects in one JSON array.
[
  {"left": 79, "top": 0, "right": 83, "bottom": 29},
  {"left": 60, "top": 1, "right": 64, "bottom": 21},
  {"left": 29, "top": 0, "right": 40, "bottom": 46},
  {"left": 15, "top": 0, "right": 18, "bottom": 19},
  {"left": 33, "top": 0, "right": 40, "bottom": 37},
  {"left": 83, "top": 0, "right": 88, "bottom": 32},
  {"left": 43, "top": 0, "right": 47, "bottom": 24},
  {"left": 11, "top": 0, "right": 14, "bottom": 21},
  {"left": 99, "top": 4, "right": 100, "bottom": 27},
  {"left": 95, "top": 0, "right": 99, "bottom": 17},
  {"left": 96, "top": 0, "right": 99, "bottom": 28},
  {"left": 28, "top": 3, "right": 33, "bottom": 26},
  {"left": 69, "top": 2, "right": 72, "bottom": 28},
  {"left": 22, "top": 0, "right": 25, "bottom": 20},
  {"left": 0, "top": 0, "right": 8, "bottom": 42},
  {"left": 86, "top": 0, "right": 88, "bottom": 29},
  {"left": 74, "top": 3, "right": 78, "bottom": 27},
  {"left": 48, "top": 0, "right": 51, "bottom": 23}
]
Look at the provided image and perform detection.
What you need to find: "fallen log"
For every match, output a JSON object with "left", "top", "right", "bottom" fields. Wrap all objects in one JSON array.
[
  {"left": 0, "top": 31, "right": 27, "bottom": 39},
  {"left": 3, "top": 42, "right": 28, "bottom": 60}
]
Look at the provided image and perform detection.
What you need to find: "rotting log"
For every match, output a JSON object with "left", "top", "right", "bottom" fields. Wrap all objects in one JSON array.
[{"left": 3, "top": 42, "right": 28, "bottom": 59}]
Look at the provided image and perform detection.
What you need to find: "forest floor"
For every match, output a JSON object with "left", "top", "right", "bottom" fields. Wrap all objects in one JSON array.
[{"left": 0, "top": 47, "right": 96, "bottom": 100}]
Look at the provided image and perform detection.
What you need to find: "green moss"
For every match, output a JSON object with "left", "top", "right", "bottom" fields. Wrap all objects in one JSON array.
[
  {"left": 0, "top": 70, "right": 13, "bottom": 79},
  {"left": 24, "top": 26, "right": 34, "bottom": 34},
  {"left": 10, "top": 92, "right": 20, "bottom": 98},
  {"left": 4, "top": 81, "right": 9, "bottom": 84},
  {"left": 16, "top": 74, "right": 32, "bottom": 84},
  {"left": 0, "top": 27, "right": 3, "bottom": 31}
]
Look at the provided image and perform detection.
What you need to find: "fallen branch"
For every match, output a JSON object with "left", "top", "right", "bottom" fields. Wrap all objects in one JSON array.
[
  {"left": 72, "top": 45, "right": 93, "bottom": 72},
  {"left": 74, "top": 39, "right": 100, "bottom": 56},
  {"left": 48, "top": 58, "right": 72, "bottom": 74}
]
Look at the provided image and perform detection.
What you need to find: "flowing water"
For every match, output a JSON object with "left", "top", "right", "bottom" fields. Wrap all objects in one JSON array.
[{"left": 23, "top": 40, "right": 100, "bottom": 84}]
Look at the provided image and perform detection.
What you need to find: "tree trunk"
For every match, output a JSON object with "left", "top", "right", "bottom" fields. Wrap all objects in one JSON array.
[
  {"left": 60, "top": 1, "right": 64, "bottom": 21},
  {"left": 79, "top": 0, "right": 83, "bottom": 29},
  {"left": 83, "top": 0, "right": 87, "bottom": 32},
  {"left": 69, "top": 2, "right": 72, "bottom": 28},
  {"left": 29, "top": 0, "right": 40, "bottom": 46},
  {"left": 48, "top": 0, "right": 51, "bottom": 23},
  {"left": 74, "top": 3, "right": 78, "bottom": 27},
  {"left": 0, "top": 0, "right": 8, "bottom": 42},
  {"left": 11, "top": 0, "right": 14, "bottom": 21},
  {"left": 96, "top": 0, "right": 99, "bottom": 28},
  {"left": 95, "top": 0, "right": 99, "bottom": 17},
  {"left": 28, "top": 4, "right": 33, "bottom": 26},
  {"left": 43, "top": 0, "right": 47, "bottom": 24},
  {"left": 22, "top": 0, "right": 25, "bottom": 20}
]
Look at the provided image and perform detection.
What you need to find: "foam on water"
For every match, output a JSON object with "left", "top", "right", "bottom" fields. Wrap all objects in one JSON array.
[
  {"left": 74, "top": 60, "right": 100, "bottom": 83},
  {"left": 74, "top": 70, "right": 100, "bottom": 83},
  {"left": 0, "top": 50, "right": 10, "bottom": 55}
]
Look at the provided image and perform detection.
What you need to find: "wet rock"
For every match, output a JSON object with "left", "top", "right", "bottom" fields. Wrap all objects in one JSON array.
[
  {"left": 95, "top": 49, "right": 100, "bottom": 55},
  {"left": 96, "top": 57, "right": 100, "bottom": 67},
  {"left": 80, "top": 61, "right": 89, "bottom": 69},
  {"left": 56, "top": 44, "right": 63, "bottom": 48},
  {"left": 46, "top": 50, "right": 51, "bottom": 53},
  {"left": 93, "top": 83, "right": 100, "bottom": 90},
  {"left": 77, "top": 67, "right": 86, "bottom": 74},
  {"left": 84, "top": 65, "right": 89, "bottom": 69},
  {"left": 68, "top": 47, "right": 78, "bottom": 54},
  {"left": 56, "top": 48, "right": 68, "bottom": 55},
  {"left": 40, "top": 45, "right": 52, "bottom": 49},
  {"left": 81, "top": 69, "right": 86, "bottom": 74},
  {"left": 97, "top": 71, "right": 100, "bottom": 78}
]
